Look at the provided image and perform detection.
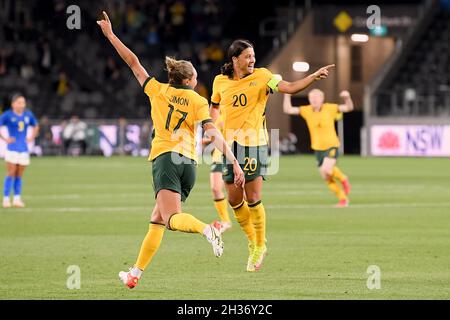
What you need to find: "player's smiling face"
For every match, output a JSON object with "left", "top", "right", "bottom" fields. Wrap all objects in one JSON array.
[
  {"left": 12, "top": 96, "right": 26, "bottom": 114},
  {"left": 235, "top": 47, "right": 256, "bottom": 76}
]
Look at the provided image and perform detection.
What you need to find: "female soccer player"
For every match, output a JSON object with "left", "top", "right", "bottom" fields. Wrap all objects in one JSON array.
[
  {"left": 0, "top": 93, "right": 39, "bottom": 208},
  {"left": 97, "top": 12, "right": 244, "bottom": 289},
  {"left": 283, "top": 89, "right": 354, "bottom": 207},
  {"left": 210, "top": 39, "right": 334, "bottom": 272}
]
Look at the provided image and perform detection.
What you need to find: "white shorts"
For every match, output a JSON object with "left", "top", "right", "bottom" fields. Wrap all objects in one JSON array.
[{"left": 4, "top": 150, "right": 30, "bottom": 166}]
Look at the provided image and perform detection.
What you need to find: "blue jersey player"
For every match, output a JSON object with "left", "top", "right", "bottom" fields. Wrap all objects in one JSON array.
[{"left": 0, "top": 94, "right": 39, "bottom": 208}]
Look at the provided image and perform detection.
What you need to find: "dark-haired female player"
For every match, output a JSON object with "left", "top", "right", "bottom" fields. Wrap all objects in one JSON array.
[{"left": 210, "top": 39, "right": 334, "bottom": 272}]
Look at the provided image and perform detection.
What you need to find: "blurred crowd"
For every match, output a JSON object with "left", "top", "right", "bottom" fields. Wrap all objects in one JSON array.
[
  {"left": 33, "top": 115, "right": 153, "bottom": 157},
  {"left": 0, "top": 0, "right": 236, "bottom": 119}
]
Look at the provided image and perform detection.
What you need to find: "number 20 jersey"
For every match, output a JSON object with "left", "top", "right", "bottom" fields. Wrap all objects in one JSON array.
[
  {"left": 210, "top": 68, "right": 276, "bottom": 147},
  {"left": 143, "top": 77, "right": 211, "bottom": 162}
]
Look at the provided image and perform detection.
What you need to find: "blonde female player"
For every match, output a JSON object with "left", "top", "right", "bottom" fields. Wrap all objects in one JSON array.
[
  {"left": 283, "top": 89, "right": 354, "bottom": 207},
  {"left": 97, "top": 11, "right": 244, "bottom": 289},
  {"left": 210, "top": 39, "right": 334, "bottom": 272}
]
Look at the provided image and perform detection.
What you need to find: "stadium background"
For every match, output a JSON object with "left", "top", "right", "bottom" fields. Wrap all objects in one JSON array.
[
  {"left": 2, "top": 0, "right": 449, "bottom": 158},
  {"left": 1, "top": 0, "right": 450, "bottom": 300}
]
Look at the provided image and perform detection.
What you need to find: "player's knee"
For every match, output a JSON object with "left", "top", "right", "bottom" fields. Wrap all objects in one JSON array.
[
  {"left": 228, "top": 195, "right": 243, "bottom": 208},
  {"left": 320, "top": 166, "right": 332, "bottom": 180},
  {"left": 164, "top": 213, "right": 176, "bottom": 230},
  {"left": 245, "top": 193, "right": 260, "bottom": 204}
]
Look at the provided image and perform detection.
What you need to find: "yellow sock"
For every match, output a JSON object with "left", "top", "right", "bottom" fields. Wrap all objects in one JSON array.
[
  {"left": 214, "top": 198, "right": 231, "bottom": 223},
  {"left": 332, "top": 166, "right": 347, "bottom": 183},
  {"left": 327, "top": 178, "right": 347, "bottom": 200},
  {"left": 232, "top": 200, "right": 256, "bottom": 243},
  {"left": 135, "top": 223, "right": 165, "bottom": 271},
  {"left": 248, "top": 201, "right": 266, "bottom": 247},
  {"left": 169, "top": 213, "right": 207, "bottom": 234}
]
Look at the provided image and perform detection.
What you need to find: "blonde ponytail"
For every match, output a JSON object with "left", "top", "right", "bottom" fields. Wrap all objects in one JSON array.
[{"left": 165, "top": 56, "right": 194, "bottom": 85}]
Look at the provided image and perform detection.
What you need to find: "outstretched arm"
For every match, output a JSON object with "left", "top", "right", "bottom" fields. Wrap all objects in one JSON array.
[
  {"left": 277, "top": 64, "right": 335, "bottom": 94},
  {"left": 97, "top": 11, "right": 149, "bottom": 86},
  {"left": 338, "top": 90, "right": 354, "bottom": 113},
  {"left": 283, "top": 94, "right": 300, "bottom": 115}
]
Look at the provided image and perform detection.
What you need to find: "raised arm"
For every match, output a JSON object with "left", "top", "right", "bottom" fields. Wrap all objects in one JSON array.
[
  {"left": 277, "top": 64, "right": 335, "bottom": 94},
  {"left": 283, "top": 94, "right": 300, "bottom": 115},
  {"left": 338, "top": 90, "right": 354, "bottom": 113},
  {"left": 97, "top": 11, "right": 149, "bottom": 86}
]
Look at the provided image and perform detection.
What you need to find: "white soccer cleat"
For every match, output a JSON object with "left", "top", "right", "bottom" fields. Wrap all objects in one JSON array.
[
  {"left": 119, "top": 269, "right": 139, "bottom": 289},
  {"left": 12, "top": 199, "right": 25, "bottom": 208},
  {"left": 205, "top": 223, "right": 224, "bottom": 258},
  {"left": 2, "top": 198, "right": 11, "bottom": 208}
]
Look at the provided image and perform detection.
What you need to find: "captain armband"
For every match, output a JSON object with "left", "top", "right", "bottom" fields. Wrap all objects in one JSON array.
[{"left": 267, "top": 77, "right": 282, "bottom": 93}]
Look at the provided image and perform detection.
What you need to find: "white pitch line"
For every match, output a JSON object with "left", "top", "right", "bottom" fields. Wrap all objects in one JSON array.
[
  {"left": 4, "top": 206, "right": 148, "bottom": 213},
  {"left": 5, "top": 202, "right": 450, "bottom": 214}
]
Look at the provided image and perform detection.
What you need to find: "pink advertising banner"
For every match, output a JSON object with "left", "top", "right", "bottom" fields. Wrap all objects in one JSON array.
[{"left": 371, "top": 125, "right": 450, "bottom": 157}]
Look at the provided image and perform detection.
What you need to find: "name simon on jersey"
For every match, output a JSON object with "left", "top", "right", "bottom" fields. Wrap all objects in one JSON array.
[{"left": 169, "top": 96, "right": 189, "bottom": 106}]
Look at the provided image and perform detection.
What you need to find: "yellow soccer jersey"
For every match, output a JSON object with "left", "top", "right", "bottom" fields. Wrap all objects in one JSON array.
[
  {"left": 299, "top": 103, "right": 340, "bottom": 151},
  {"left": 211, "top": 68, "right": 280, "bottom": 147},
  {"left": 144, "top": 77, "right": 212, "bottom": 162}
]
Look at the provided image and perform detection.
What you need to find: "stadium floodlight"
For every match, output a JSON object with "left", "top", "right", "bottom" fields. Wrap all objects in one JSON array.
[
  {"left": 292, "top": 62, "right": 309, "bottom": 72},
  {"left": 351, "top": 34, "right": 369, "bottom": 42}
]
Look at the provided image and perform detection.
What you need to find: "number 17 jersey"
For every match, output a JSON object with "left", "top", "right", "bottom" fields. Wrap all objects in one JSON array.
[{"left": 143, "top": 77, "right": 212, "bottom": 162}]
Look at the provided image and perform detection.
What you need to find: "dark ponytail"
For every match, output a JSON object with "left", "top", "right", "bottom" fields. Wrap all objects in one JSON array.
[
  {"left": 220, "top": 62, "right": 234, "bottom": 78},
  {"left": 221, "top": 39, "right": 254, "bottom": 79}
]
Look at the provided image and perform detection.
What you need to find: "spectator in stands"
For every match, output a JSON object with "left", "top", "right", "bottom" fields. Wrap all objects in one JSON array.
[
  {"left": 146, "top": 24, "right": 160, "bottom": 46},
  {"left": 20, "top": 62, "right": 34, "bottom": 80},
  {"left": 139, "top": 121, "right": 152, "bottom": 154},
  {"left": 36, "top": 115, "right": 54, "bottom": 155},
  {"left": 195, "top": 81, "right": 208, "bottom": 100},
  {"left": 38, "top": 41, "right": 52, "bottom": 75},
  {"left": 204, "top": 42, "right": 224, "bottom": 63},
  {"left": 116, "top": 117, "right": 127, "bottom": 155},
  {"left": 55, "top": 72, "right": 70, "bottom": 96},
  {"left": 62, "top": 115, "right": 87, "bottom": 155},
  {"left": 0, "top": 49, "right": 6, "bottom": 76},
  {"left": 104, "top": 57, "right": 120, "bottom": 82}
]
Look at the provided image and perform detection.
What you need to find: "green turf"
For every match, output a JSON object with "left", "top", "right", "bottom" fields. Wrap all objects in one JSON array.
[{"left": 0, "top": 155, "right": 449, "bottom": 300}]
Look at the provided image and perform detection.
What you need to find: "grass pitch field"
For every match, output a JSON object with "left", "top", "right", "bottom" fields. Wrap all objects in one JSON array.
[{"left": 0, "top": 155, "right": 449, "bottom": 300}]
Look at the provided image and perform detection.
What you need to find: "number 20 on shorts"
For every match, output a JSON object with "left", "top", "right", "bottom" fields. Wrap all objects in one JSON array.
[{"left": 243, "top": 157, "right": 257, "bottom": 173}]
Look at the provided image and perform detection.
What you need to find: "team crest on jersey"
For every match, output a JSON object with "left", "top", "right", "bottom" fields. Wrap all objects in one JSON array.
[
  {"left": 329, "top": 149, "right": 336, "bottom": 157},
  {"left": 25, "top": 116, "right": 30, "bottom": 124},
  {"left": 11, "top": 117, "right": 16, "bottom": 122},
  {"left": 249, "top": 81, "right": 258, "bottom": 87}
]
